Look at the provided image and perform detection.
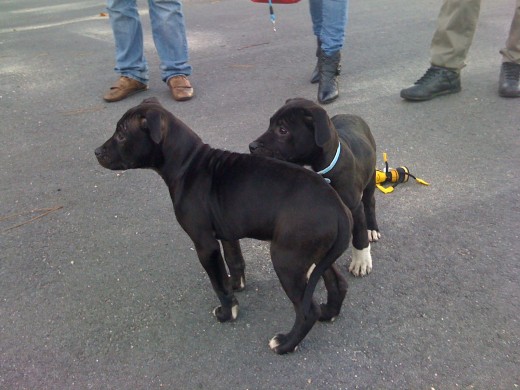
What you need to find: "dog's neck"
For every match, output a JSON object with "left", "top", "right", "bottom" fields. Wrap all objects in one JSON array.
[
  {"left": 315, "top": 142, "right": 341, "bottom": 183},
  {"left": 158, "top": 129, "right": 207, "bottom": 184}
]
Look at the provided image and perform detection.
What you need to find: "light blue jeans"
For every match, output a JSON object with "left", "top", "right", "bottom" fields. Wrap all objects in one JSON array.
[
  {"left": 106, "top": 0, "right": 192, "bottom": 85},
  {"left": 308, "top": 0, "right": 349, "bottom": 56}
]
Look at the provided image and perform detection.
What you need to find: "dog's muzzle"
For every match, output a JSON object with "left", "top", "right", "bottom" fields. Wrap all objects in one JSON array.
[
  {"left": 95, "top": 146, "right": 117, "bottom": 169},
  {"left": 95, "top": 146, "right": 106, "bottom": 163},
  {"left": 249, "top": 141, "right": 274, "bottom": 157},
  {"left": 248, "top": 141, "right": 262, "bottom": 153}
]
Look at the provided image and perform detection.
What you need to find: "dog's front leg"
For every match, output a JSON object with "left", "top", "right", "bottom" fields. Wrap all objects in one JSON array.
[
  {"left": 221, "top": 240, "right": 246, "bottom": 291},
  {"left": 349, "top": 203, "right": 373, "bottom": 277},
  {"left": 362, "top": 176, "right": 380, "bottom": 242},
  {"left": 195, "top": 239, "right": 239, "bottom": 322}
]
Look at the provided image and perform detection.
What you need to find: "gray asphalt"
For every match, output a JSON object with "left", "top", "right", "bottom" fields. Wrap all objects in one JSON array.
[{"left": 1, "top": 0, "right": 519, "bottom": 389}]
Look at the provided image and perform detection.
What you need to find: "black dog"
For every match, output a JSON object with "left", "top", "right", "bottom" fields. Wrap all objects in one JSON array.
[
  {"left": 250, "top": 98, "right": 379, "bottom": 276},
  {"left": 95, "top": 97, "right": 353, "bottom": 354}
]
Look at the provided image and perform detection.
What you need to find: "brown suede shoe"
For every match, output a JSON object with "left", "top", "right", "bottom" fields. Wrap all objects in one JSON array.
[
  {"left": 103, "top": 76, "right": 147, "bottom": 102},
  {"left": 168, "top": 75, "right": 194, "bottom": 101}
]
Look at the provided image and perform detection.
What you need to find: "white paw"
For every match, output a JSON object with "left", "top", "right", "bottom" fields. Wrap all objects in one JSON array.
[
  {"left": 239, "top": 277, "right": 245, "bottom": 290},
  {"left": 269, "top": 336, "right": 280, "bottom": 350},
  {"left": 231, "top": 304, "right": 238, "bottom": 320},
  {"left": 349, "top": 245, "right": 372, "bottom": 276},
  {"left": 269, "top": 336, "right": 298, "bottom": 353},
  {"left": 368, "top": 230, "right": 381, "bottom": 242}
]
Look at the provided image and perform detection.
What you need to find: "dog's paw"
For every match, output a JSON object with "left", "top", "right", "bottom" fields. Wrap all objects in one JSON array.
[
  {"left": 349, "top": 245, "right": 372, "bottom": 277},
  {"left": 368, "top": 230, "right": 381, "bottom": 242},
  {"left": 212, "top": 303, "right": 239, "bottom": 322},
  {"left": 269, "top": 334, "right": 298, "bottom": 354},
  {"left": 318, "top": 303, "right": 338, "bottom": 322},
  {"left": 231, "top": 276, "right": 246, "bottom": 292}
]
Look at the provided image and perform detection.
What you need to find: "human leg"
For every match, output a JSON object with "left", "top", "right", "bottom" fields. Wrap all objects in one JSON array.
[
  {"left": 103, "top": 0, "right": 148, "bottom": 102},
  {"left": 148, "top": 0, "right": 192, "bottom": 81},
  {"left": 148, "top": 0, "right": 193, "bottom": 100},
  {"left": 319, "top": 0, "right": 349, "bottom": 57},
  {"left": 401, "top": 0, "right": 481, "bottom": 101},
  {"left": 308, "top": 0, "right": 323, "bottom": 83},
  {"left": 308, "top": 0, "right": 323, "bottom": 40},
  {"left": 106, "top": 0, "right": 149, "bottom": 83},
  {"left": 430, "top": 0, "right": 481, "bottom": 70},
  {"left": 499, "top": 0, "right": 520, "bottom": 97},
  {"left": 311, "top": 0, "right": 348, "bottom": 103}
]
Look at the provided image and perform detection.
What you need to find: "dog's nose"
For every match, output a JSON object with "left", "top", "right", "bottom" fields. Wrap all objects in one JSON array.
[
  {"left": 249, "top": 141, "right": 262, "bottom": 153},
  {"left": 94, "top": 147, "right": 103, "bottom": 158}
]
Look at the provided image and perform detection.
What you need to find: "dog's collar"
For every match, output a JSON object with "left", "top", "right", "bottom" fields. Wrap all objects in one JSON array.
[{"left": 316, "top": 143, "right": 341, "bottom": 184}]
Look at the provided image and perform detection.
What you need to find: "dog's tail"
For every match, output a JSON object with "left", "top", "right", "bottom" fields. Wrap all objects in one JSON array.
[{"left": 301, "top": 212, "right": 351, "bottom": 319}]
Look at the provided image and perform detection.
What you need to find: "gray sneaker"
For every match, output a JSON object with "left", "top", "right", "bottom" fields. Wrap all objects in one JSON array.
[{"left": 401, "top": 66, "right": 461, "bottom": 101}]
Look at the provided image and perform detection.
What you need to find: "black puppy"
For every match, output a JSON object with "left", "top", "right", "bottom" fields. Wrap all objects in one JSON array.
[
  {"left": 95, "top": 97, "right": 353, "bottom": 354},
  {"left": 250, "top": 98, "right": 379, "bottom": 277}
]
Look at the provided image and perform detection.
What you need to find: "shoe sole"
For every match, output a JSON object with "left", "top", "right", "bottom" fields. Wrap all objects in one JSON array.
[
  {"left": 318, "top": 94, "right": 339, "bottom": 104},
  {"left": 173, "top": 92, "right": 194, "bottom": 102},
  {"left": 400, "top": 87, "right": 461, "bottom": 101},
  {"left": 103, "top": 86, "right": 148, "bottom": 103},
  {"left": 498, "top": 90, "right": 520, "bottom": 98}
]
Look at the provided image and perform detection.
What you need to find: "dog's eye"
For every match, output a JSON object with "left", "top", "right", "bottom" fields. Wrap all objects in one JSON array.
[
  {"left": 278, "top": 127, "right": 288, "bottom": 135},
  {"left": 115, "top": 132, "right": 126, "bottom": 142}
]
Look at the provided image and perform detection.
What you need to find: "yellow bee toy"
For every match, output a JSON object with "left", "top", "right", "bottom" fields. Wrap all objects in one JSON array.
[{"left": 376, "top": 153, "right": 429, "bottom": 194}]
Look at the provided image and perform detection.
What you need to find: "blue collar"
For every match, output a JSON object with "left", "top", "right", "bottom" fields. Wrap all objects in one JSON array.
[{"left": 316, "top": 143, "right": 341, "bottom": 184}]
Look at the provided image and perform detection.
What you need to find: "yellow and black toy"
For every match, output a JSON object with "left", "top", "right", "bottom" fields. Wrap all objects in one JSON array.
[{"left": 375, "top": 152, "right": 429, "bottom": 194}]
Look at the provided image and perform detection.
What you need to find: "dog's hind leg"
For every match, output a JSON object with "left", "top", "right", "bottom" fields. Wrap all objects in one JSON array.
[
  {"left": 194, "top": 237, "right": 239, "bottom": 322},
  {"left": 221, "top": 240, "right": 246, "bottom": 291},
  {"left": 319, "top": 263, "right": 348, "bottom": 322},
  {"left": 269, "top": 227, "right": 348, "bottom": 354},
  {"left": 268, "top": 252, "right": 321, "bottom": 355},
  {"left": 363, "top": 172, "right": 380, "bottom": 242}
]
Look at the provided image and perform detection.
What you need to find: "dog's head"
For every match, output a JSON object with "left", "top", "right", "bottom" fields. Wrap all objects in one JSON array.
[
  {"left": 249, "top": 98, "right": 336, "bottom": 165},
  {"left": 95, "top": 97, "right": 169, "bottom": 171}
]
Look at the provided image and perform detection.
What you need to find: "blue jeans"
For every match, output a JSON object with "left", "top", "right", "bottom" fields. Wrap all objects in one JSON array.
[
  {"left": 106, "top": 0, "right": 192, "bottom": 85},
  {"left": 308, "top": 0, "right": 349, "bottom": 56}
]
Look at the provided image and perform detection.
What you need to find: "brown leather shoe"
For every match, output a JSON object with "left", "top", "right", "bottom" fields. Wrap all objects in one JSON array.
[
  {"left": 103, "top": 76, "right": 147, "bottom": 102},
  {"left": 168, "top": 75, "right": 194, "bottom": 101}
]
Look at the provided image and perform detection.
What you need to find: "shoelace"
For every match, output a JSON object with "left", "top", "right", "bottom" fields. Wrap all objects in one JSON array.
[
  {"left": 503, "top": 62, "right": 520, "bottom": 81},
  {"left": 414, "top": 67, "right": 444, "bottom": 85}
]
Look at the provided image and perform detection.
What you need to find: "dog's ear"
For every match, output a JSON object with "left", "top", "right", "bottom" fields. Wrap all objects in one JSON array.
[
  {"left": 142, "top": 109, "right": 163, "bottom": 144},
  {"left": 305, "top": 105, "right": 333, "bottom": 147}
]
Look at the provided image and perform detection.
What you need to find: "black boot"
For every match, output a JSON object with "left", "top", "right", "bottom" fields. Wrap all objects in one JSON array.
[
  {"left": 498, "top": 62, "right": 520, "bottom": 98},
  {"left": 318, "top": 51, "right": 341, "bottom": 104},
  {"left": 310, "top": 39, "right": 321, "bottom": 84}
]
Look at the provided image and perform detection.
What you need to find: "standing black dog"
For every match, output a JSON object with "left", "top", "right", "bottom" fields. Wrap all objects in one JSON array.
[
  {"left": 250, "top": 98, "right": 379, "bottom": 277},
  {"left": 95, "top": 97, "right": 353, "bottom": 354}
]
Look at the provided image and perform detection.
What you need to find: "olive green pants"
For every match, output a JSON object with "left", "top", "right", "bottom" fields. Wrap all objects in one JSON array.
[{"left": 430, "top": 0, "right": 520, "bottom": 70}]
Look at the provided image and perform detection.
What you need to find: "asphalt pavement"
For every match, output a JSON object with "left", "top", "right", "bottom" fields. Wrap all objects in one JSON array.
[{"left": 1, "top": 0, "right": 519, "bottom": 389}]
